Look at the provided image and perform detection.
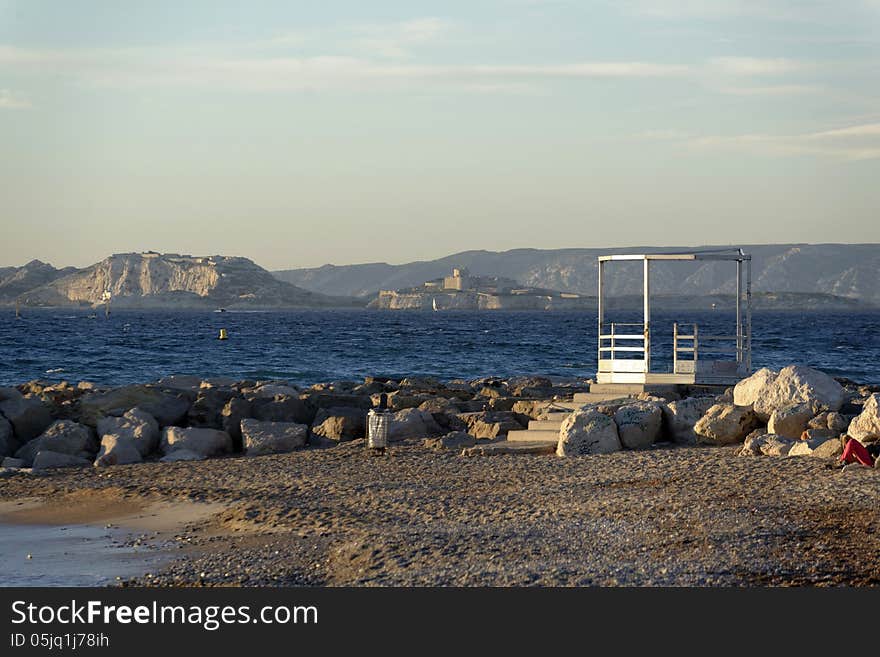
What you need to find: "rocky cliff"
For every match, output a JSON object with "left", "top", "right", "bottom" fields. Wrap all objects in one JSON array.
[
  {"left": 274, "top": 244, "right": 880, "bottom": 307},
  {"left": 0, "top": 260, "right": 76, "bottom": 304},
  {"left": 11, "top": 253, "right": 362, "bottom": 309}
]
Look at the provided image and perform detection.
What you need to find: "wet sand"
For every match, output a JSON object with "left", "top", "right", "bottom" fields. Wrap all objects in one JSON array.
[
  {"left": 0, "top": 490, "right": 224, "bottom": 586},
  {"left": 0, "top": 441, "right": 878, "bottom": 587}
]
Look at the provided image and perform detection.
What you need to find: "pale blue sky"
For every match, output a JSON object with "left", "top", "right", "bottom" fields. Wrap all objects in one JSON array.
[{"left": 1, "top": 1, "right": 879, "bottom": 269}]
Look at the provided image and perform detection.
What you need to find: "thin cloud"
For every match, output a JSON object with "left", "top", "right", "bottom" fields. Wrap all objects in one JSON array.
[
  {"left": 715, "top": 84, "right": 823, "bottom": 96},
  {"left": 709, "top": 56, "right": 809, "bottom": 76},
  {"left": 265, "top": 17, "right": 454, "bottom": 58},
  {"left": 691, "top": 123, "right": 880, "bottom": 160}
]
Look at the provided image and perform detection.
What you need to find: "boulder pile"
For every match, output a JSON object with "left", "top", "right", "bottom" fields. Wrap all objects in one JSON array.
[
  {"left": 0, "top": 375, "right": 588, "bottom": 470},
  {"left": 0, "top": 366, "right": 877, "bottom": 471}
]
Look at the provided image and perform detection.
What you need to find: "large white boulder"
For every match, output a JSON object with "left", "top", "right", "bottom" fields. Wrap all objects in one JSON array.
[
  {"left": 161, "top": 427, "right": 232, "bottom": 457},
  {"left": 241, "top": 419, "right": 307, "bottom": 455},
  {"left": 755, "top": 366, "right": 843, "bottom": 421},
  {"left": 96, "top": 407, "right": 159, "bottom": 456},
  {"left": 847, "top": 393, "right": 880, "bottom": 445},
  {"left": 694, "top": 404, "right": 759, "bottom": 445},
  {"left": 15, "top": 420, "right": 97, "bottom": 466},
  {"left": 767, "top": 403, "right": 814, "bottom": 440},
  {"left": 557, "top": 409, "right": 621, "bottom": 456},
  {"left": 387, "top": 408, "right": 442, "bottom": 441},
  {"left": 662, "top": 397, "right": 716, "bottom": 445},
  {"left": 733, "top": 368, "right": 778, "bottom": 408},
  {"left": 93, "top": 435, "right": 143, "bottom": 467},
  {"left": 614, "top": 402, "right": 662, "bottom": 449}
]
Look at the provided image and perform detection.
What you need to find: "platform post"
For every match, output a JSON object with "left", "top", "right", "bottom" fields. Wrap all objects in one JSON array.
[
  {"left": 643, "top": 258, "right": 650, "bottom": 373},
  {"left": 597, "top": 259, "right": 604, "bottom": 369},
  {"left": 736, "top": 259, "right": 742, "bottom": 364},
  {"left": 746, "top": 258, "right": 752, "bottom": 372}
]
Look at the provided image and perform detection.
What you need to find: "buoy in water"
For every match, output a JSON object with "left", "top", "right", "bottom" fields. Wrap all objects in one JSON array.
[{"left": 218, "top": 328, "right": 228, "bottom": 340}]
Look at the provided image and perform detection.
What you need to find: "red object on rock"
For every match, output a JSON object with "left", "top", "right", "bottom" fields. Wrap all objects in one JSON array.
[{"left": 840, "top": 438, "right": 874, "bottom": 467}]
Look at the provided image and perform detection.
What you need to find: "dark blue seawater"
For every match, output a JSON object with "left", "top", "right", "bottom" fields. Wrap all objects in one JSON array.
[{"left": 1, "top": 309, "right": 879, "bottom": 386}]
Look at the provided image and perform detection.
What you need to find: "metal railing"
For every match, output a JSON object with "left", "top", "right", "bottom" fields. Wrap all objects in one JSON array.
[
  {"left": 598, "top": 322, "right": 648, "bottom": 373},
  {"left": 673, "top": 322, "right": 748, "bottom": 374}
]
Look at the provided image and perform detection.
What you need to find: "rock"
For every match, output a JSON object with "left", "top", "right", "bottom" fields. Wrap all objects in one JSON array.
[
  {"left": 614, "top": 402, "right": 662, "bottom": 449},
  {"left": 305, "top": 393, "right": 372, "bottom": 411},
  {"left": 388, "top": 408, "right": 443, "bottom": 442},
  {"left": 252, "top": 384, "right": 300, "bottom": 398},
  {"left": 353, "top": 381, "right": 392, "bottom": 396},
  {"left": 93, "top": 435, "right": 143, "bottom": 467},
  {"left": 739, "top": 365, "right": 845, "bottom": 421},
  {"left": 159, "top": 449, "right": 206, "bottom": 463},
  {"left": 2, "top": 456, "right": 24, "bottom": 468},
  {"left": 417, "top": 397, "right": 453, "bottom": 414},
  {"left": 512, "top": 400, "right": 548, "bottom": 419},
  {"left": 220, "top": 398, "right": 252, "bottom": 449},
  {"left": 662, "top": 397, "right": 716, "bottom": 445},
  {"left": 309, "top": 407, "right": 366, "bottom": 443},
  {"left": 462, "top": 441, "right": 556, "bottom": 456},
  {"left": 156, "top": 375, "right": 203, "bottom": 391},
  {"left": 456, "top": 411, "right": 524, "bottom": 439},
  {"left": 15, "top": 420, "right": 97, "bottom": 466},
  {"left": 767, "top": 403, "right": 814, "bottom": 440},
  {"left": 399, "top": 376, "right": 441, "bottom": 390},
  {"left": 800, "top": 428, "right": 836, "bottom": 441},
  {"left": 694, "top": 404, "right": 760, "bottom": 445},
  {"left": 557, "top": 410, "right": 621, "bottom": 456},
  {"left": 487, "top": 397, "right": 518, "bottom": 412},
  {"left": 808, "top": 411, "right": 849, "bottom": 434},
  {"left": 241, "top": 419, "right": 307, "bottom": 456},
  {"left": 187, "top": 389, "right": 236, "bottom": 429},
  {"left": 161, "top": 427, "right": 232, "bottom": 457},
  {"left": 0, "top": 415, "right": 15, "bottom": 457},
  {"left": 251, "top": 395, "right": 315, "bottom": 425},
  {"left": 79, "top": 385, "right": 191, "bottom": 427},
  {"left": 789, "top": 437, "right": 843, "bottom": 459},
  {"left": 32, "top": 450, "right": 91, "bottom": 470},
  {"left": 733, "top": 368, "right": 778, "bottom": 408},
  {"left": 385, "top": 392, "right": 431, "bottom": 411},
  {"left": 739, "top": 430, "right": 769, "bottom": 456},
  {"left": 0, "top": 388, "right": 53, "bottom": 443},
  {"left": 759, "top": 435, "right": 796, "bottom": 457},
  {"left": 96, "top": 408, "right": 159, "bottom": 456},
  {"left": 476, "top": 386, "right": 508, "bottom": 399},
  {"left": 847, "top": 393, "right": 880, "bottom": 444},
  {"left": 424, "top": 431, "right": 476, "bottom": 450}
]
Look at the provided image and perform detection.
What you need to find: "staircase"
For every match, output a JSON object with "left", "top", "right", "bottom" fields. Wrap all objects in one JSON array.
[{"left": 503, "top": 389, "right": 639, "bottom": 445}]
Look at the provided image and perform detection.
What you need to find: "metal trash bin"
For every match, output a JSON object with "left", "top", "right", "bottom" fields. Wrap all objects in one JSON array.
[{"left": 367, "top": 409, "right": 389, "bottom": 451}]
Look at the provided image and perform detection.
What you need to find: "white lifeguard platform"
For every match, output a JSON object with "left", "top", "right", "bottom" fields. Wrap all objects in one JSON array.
[{"left": 596, "top": 248, "right": 752, "bottom": 388}]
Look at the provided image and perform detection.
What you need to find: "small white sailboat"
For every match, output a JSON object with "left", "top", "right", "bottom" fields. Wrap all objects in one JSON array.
[
  {"left": 432, "top": 297, "right": 439, "bottom": 311},
  {"left": 15, "top": 299, "right": 21, "bottom": 319}
]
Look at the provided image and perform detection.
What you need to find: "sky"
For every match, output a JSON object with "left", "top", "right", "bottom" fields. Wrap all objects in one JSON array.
[{"left": 1, "top": 1, "right": 879, "bottom": 271}]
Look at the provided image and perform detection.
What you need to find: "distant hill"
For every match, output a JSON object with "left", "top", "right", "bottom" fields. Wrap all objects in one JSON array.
[
  {"left": 0, "top": 260, "right": 77, "bottom": 304},
  {"left": 5, "top": 253, "right": 363, "bottom": 309},
  {"left": 273, "top": 244, "right": 880, "bottom": 307}
]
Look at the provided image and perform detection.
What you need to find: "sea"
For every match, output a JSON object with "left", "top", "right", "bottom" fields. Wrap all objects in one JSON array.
[{"left": 2, "top": 308, "right": 879, "bottom": 386}]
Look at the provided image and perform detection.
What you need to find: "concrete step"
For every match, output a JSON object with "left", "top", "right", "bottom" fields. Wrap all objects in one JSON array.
[
  {"left": 573, "top": 392, "right": 637, "bottom": 404},
  {"left": 506, "top": 429, "right": 558, "bottom": 443},
  {"left": 528, "top": 419, "right": 563, "bottom": 431},
  {"left": 543, "top": 411, "right": 571, "bottom": 423},
  {"left": 589, "top": 383, "right": 650, "bottom": 394},
  {"left": 461, "top": 440, "right": 556, "bottom": 456}
]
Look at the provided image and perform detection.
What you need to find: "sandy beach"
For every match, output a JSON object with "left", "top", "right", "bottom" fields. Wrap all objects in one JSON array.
[{"left": 1, "top": 441, "right": 877, "bottom": 587}]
